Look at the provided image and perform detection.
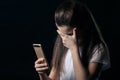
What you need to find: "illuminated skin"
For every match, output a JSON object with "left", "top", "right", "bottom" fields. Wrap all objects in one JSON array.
[
  {"left": 57, "top": 25, "right": 87, "bottom": 80},
  {"left": 35, "top": 25, "right": 103, "bottom": 80},
  {"left": 57, "top": 25, "right": 77, "bottom": 49}
]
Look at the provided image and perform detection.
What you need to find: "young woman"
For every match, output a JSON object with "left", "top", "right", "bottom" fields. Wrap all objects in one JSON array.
[{"left": 34, "top": 0, "right": 110, "bottom": 80}]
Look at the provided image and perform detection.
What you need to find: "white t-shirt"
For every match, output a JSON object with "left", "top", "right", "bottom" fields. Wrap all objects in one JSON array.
[{"left": 60, "top": 43, "right": 111, "bottom": 80}]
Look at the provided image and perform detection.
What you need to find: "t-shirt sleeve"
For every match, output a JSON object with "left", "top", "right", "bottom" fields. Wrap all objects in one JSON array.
[{"left": 88, "top": 43, "right": 111, "bottom": 71}]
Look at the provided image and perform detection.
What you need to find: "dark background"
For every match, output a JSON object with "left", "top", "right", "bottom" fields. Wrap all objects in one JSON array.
[{"left": 0, "top": 0, "right": 119, "bottom": 80}]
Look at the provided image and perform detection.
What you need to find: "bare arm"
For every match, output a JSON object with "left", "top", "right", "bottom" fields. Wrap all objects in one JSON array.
[
  {"left": 49, "top": 66, "right": 57, "bottom": 80},
  {"left": 38, "top": 73, "right": 49, "bottom": 80},
  {"left": 70, "top": 45, "right": 102, "bottom": 80},
  {"left": 38, "top": 66, "right": 56, "bottom": 80},
  {"left": 70, "top": 46, "right": 87, "bottom": 80},
  {"left": 57, "top": 28, "right": 102, "bottom": 80},
  {"left": 35, "top": 58, "right": 56, "bottom": 80},
  {"left": 88, "top": 62, "right": 102, "bottom": 80}
]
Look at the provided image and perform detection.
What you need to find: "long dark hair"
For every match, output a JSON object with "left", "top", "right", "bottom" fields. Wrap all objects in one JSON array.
[{"left": 52, "top": 0, "right": 106, "bottom": 79}]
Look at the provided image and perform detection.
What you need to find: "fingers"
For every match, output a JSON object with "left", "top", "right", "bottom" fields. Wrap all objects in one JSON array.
[
  {"left": 35, "top": 58, "right": 45, "bottom": 64},
  {"left": 57, "top": 28, "right": 76, "bottom": 38},
  {"left": 35, "top": 63, "right": 48, "bottom": 71},
  {"left": 57, "top": 30, "right": 67, "bottom": 39},
  {"left": 57, "top": 30, "right": 64, "bottom": 38},
  {"left": 57, "top": 30, "right": 66, "bottom": 44},
  {"left": 72, "top": 28, "right": 76, "bottom": 38},
  {"left": 36, "top": 67, "right": 49, "bottom": 71},
  {"left": 35, "top": 58, "right": 47, "bottom": 68},
  {"left": 35, "top": 62, "right": 48, "bottom": 68},
  {"left": 36, "top": 66, "right": 49, "bottom": 72},
  {"left": 34, "top": 58, "right": 49, "bottom": 74}
]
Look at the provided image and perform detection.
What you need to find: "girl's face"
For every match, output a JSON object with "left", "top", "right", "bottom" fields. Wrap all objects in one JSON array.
[{"left": 56, "top": 24, "right": 84, "bottom": 47}]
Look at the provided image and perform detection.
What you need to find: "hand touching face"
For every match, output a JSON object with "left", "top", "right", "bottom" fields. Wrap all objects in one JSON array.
[{"left": 57, "top": 26, "right": 77, "bottom": 49}]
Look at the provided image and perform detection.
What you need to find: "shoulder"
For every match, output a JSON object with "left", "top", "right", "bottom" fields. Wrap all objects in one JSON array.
[
  {"left": 88, "top": 42, "right": 111, "bottom": 70},
  {"left": 90, "top": 42, "right": 109, "bottom": 58}
]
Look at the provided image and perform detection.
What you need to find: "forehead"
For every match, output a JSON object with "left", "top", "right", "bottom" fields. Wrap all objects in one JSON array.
[{"left": 56, "top": 25, "right": 73, "bottom": 33}]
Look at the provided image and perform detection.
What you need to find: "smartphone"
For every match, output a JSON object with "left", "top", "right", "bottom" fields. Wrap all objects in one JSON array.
[{"left": 33, "top": 44, "right": 49, "bottom": 68}]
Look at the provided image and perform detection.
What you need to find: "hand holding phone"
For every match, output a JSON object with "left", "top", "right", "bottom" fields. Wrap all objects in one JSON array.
[{"left": 33, "top": 44, "right": 49, "bottom": 74}]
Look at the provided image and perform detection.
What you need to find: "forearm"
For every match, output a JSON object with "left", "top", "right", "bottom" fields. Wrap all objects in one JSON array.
[
  {"left": 70, "top": 46, "right": 87, "bottom": 80},
  {"left": 38, "top": 73, "right": 51, "bottom": 80}
]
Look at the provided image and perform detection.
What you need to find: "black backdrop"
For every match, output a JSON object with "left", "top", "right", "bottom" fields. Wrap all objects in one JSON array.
[{"left": 0, "top": 0, "right": 119, "bottom": 80}]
